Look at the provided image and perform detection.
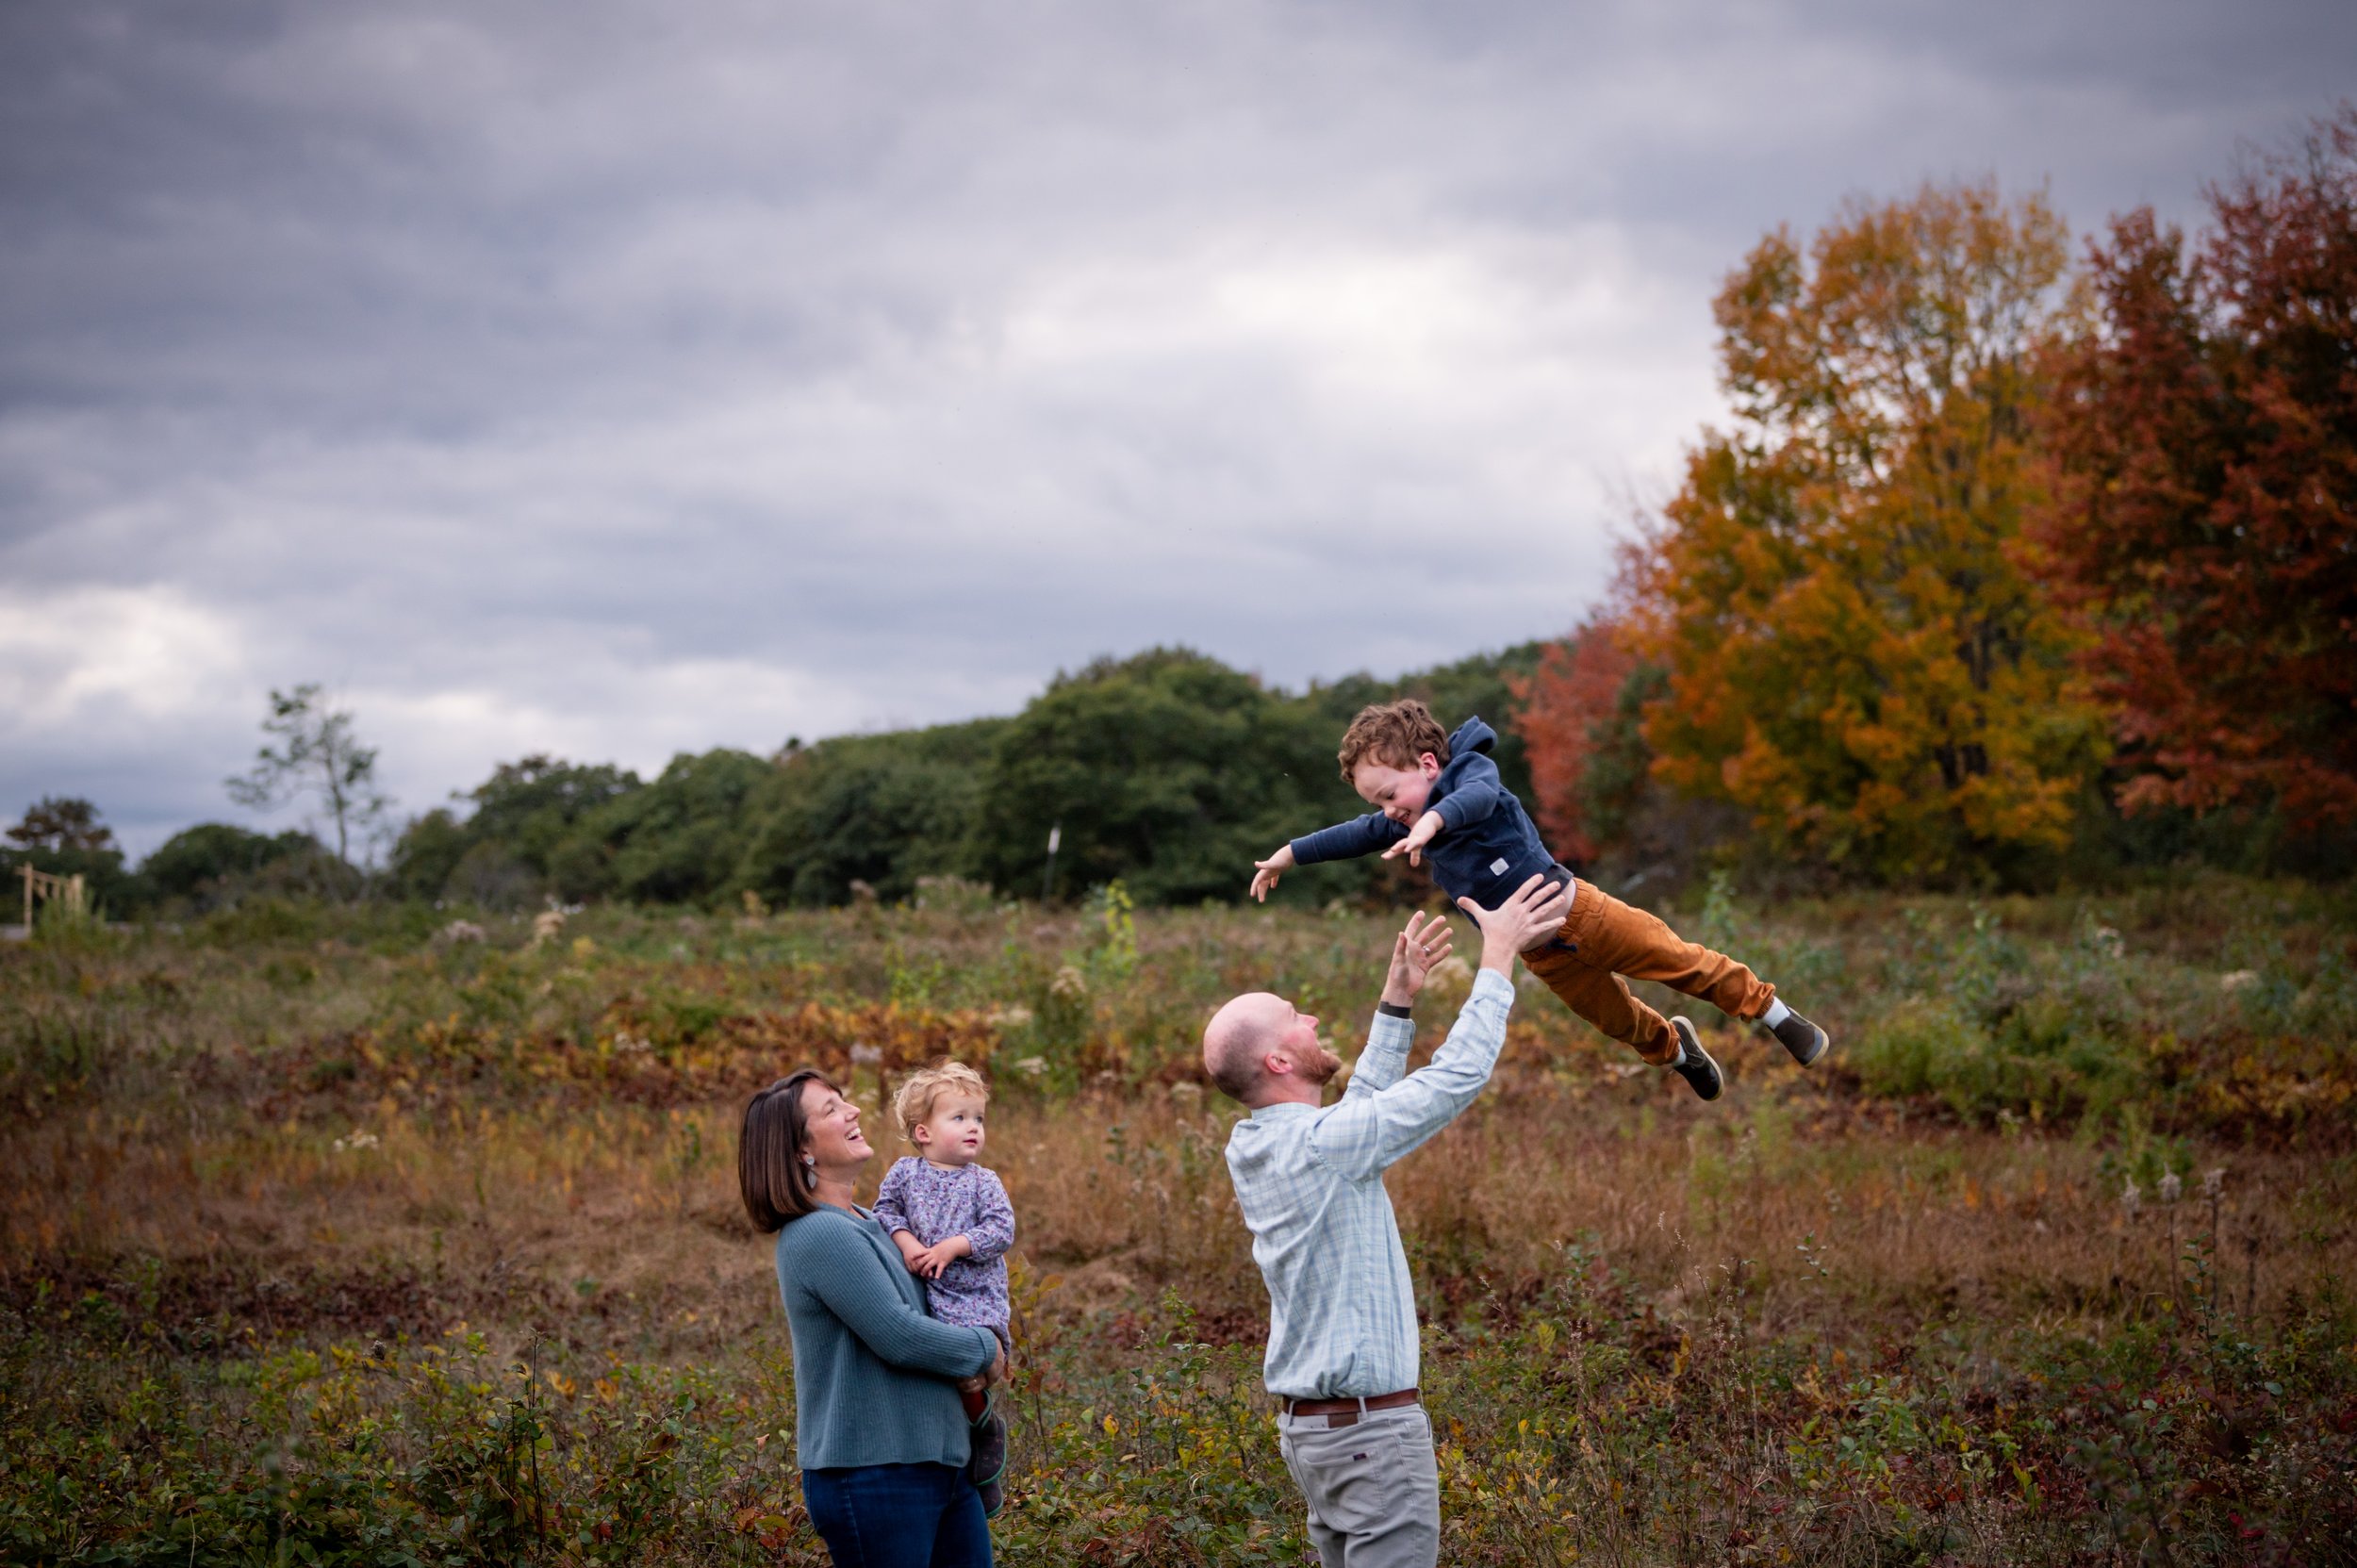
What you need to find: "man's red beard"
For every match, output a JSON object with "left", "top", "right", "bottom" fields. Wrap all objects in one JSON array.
[{"left": 1297, "top": 1043, "right": 1344, "bottom": 1086}]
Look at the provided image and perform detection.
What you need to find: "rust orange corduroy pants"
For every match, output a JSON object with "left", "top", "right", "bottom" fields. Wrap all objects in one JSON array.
[{"left": 1520, "top": 881, "right": 1775, "bottom": 1066}]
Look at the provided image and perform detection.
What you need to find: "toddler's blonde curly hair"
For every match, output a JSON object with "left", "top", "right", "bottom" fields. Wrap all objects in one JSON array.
[{"left": 891, "top": 1060, "right": 990, "bottom": 1144}]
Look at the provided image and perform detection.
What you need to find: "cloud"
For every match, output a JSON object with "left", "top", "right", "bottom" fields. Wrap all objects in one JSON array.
[
  {"left": 0, "top": 583, "right": 250, "bottom": 730},
  {"left": 3, "top": 0, "right": 2351, "bottom": 855}
]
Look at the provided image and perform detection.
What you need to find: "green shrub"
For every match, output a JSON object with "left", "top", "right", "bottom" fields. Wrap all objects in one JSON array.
[
  {"left": 197, "top": 895, "right": 328, "bottom": 946},
  {"left": 1852, "top": 997, "right": 1988, "bottom": 1103}
]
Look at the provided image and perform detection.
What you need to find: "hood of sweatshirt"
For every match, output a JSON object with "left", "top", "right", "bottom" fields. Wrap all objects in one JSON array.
[{"left": 1447, "top": 715, "right": 1497, "bottom": 763}]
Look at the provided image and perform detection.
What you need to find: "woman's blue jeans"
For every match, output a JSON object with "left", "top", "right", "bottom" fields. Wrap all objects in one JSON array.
[{"left": 802, "top": 1462, "right": 992, "bottom": 1568}]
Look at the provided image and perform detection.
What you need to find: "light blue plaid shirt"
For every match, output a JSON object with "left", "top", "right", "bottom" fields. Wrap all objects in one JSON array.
[{"left": 1224, "top": 968, "right": 1517, "bottom": 1399}]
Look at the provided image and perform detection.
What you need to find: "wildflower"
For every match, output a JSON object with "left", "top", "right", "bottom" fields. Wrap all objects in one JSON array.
[
  {"left": 2201, "top": 1167, "right": 2225, "bottom": 1200},
  {"left": 613, "top": 1032, "right": 652, "bottom": 1055},
  {"left": 849, "top": 1043, "right": 883, "bottom": 1067},
  {"left": 436, "top": 919, "right": 486, "bottom": 946},
  {"left": 1049, "top": 965, "right": 1088, "bottom": 1002},
  {"left": 2218, "top": 969, "right": 2259, "bottom": 991},
  {"left": 2120, "top": 1178, "right": 2141, "bottom": 1220},
  {"left": 1013, "top": 1056, "right": 1048, "bottom": 1077},
  {"left": 2158, "top": 1171, "right": 2182, "bottom": 1205},
  {"left": 1169, "top": 1081, "right": 1203, "bottom": 1109},
  {"left": 331, "top": 1131, "right": 381, "bottom": 1154},
  {"left": 986, "top": 1005, "right": 1036, "bottom": 1032},
  {"left": 530, "top": 910, "right": 565, "bottom": 945}
]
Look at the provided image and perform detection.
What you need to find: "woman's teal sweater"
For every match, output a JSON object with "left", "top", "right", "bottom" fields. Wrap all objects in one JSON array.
[{"left": 774, "top": 1203, "right": 998, "bottom": 1471}]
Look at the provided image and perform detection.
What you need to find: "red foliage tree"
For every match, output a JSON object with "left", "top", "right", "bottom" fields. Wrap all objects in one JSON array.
[
  {"left": 1509, "top": 611, "right": 1637, "bottom": 864},
  {"left": 2038, "top": 107, "right": 2357, "bottom": 827}
]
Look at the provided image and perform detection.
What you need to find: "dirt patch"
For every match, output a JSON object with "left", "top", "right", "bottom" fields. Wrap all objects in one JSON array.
[{"left": 2, "top": 1253, "right": 501, "bottom": 1348}]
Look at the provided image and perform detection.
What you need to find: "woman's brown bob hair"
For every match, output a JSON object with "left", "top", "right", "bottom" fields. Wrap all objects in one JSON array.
[{"left": 739, "top": 1068, "right": 840, "bottom": 1232}]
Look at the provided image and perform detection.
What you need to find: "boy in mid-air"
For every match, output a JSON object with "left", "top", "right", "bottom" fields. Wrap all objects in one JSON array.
[
  {"left": 1249, "top": 699, "right": 1827, "bottom": 1100},
  {"left": 875, "top": 1061, "right": 1016, "bottom": 1515}
]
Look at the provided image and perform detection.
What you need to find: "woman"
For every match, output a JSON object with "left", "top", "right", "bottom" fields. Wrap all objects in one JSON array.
[{"left": 741, "top": 1068, "right": 1006, "bottom": 1567}]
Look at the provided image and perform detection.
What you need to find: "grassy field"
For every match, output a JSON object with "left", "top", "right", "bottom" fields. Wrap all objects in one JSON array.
[{"left": 4, "top": 874, "right": 2355, "bottom": 1565}]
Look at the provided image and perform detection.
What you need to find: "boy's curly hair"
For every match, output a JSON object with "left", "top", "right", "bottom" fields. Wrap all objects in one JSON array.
[
  {"left": 892, "top": 1060, "right": 990, "bottom": 1144},
  {"left": 1337, "top": 699, "right": 1450, "bottom": 782}
]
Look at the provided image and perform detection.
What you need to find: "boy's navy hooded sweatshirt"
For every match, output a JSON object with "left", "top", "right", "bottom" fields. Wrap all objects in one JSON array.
[{"left": 1289, "top": 716, "right": 1568, "bottom": 913}]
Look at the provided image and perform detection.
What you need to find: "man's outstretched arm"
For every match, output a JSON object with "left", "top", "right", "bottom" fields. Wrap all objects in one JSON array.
[{"left": 1312, "top": 878, "right": 1570, "bottom": 1181}]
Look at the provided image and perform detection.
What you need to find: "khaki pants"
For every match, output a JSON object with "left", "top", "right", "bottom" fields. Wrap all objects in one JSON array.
[
  {"left": 1522, "top": 882, "right": 1775, "bottom": 1066},
  {"left": 1277, "top": 1405, "right": 1441, "bottom": 1568}
]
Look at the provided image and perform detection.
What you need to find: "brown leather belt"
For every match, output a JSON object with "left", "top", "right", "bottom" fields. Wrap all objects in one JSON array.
[{"left": 1281, "top": 1387, "right": 1420, "bottom": 1428}]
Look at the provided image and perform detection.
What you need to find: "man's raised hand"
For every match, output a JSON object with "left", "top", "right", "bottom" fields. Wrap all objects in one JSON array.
[
  {"left": 1381, "top": 910, "right": 1454, "bottom": 1008},
  {"left": 1456, "top": 876, "right": 1572, "bottom": 975}
]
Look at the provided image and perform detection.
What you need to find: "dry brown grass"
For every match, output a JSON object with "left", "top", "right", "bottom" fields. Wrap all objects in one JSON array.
[{"left": 9, "top": 1025, "right": 2345, "bottom": 1375}]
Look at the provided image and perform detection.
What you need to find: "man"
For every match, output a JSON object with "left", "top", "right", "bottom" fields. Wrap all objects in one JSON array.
[{"left": 1202, "top": 875, "right": 1572, "bottom": 1568}]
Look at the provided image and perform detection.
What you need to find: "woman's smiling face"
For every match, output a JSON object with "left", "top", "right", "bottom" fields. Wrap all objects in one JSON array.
[{"left": 796, "top": 1079, "right": 873, "bottom": 1176}]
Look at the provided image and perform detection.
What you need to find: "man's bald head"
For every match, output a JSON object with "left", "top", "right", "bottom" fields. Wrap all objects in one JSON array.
[
  {"left": 1204, "top": 991, "right": 1342, "bottom": 1106},
  {"left": 1203, "top": 992, "right": 1287, "bottom": 1102}
]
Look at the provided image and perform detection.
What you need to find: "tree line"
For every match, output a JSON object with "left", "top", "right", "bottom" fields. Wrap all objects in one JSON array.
[{"left": 5, "top": 646, "right": 1542, "bottom": 917}]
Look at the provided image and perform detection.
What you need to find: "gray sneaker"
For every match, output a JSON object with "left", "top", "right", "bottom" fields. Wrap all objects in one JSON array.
[
  {"left": 1767, "top": 1008, "right": 1828, "bottom": 1066},
  {"left": 1668, "top": 1017, "right": 1722, "bottom": 1101}
]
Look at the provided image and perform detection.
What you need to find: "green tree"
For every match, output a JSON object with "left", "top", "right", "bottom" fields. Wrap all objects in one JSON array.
[
  {"left": 225, "top": 685, "right": 392, "bottom": 869},
  {"left": 970, "top": 649, "right": 1337, "bottom": 905},
  {"left": 739, "top": 721, "right": 1003, "bottom": 907},
  {"left": 465, "top": 756, "right": 641, "bottom": 869},
  {"left": 387, "top": 808, "right": 471, "bottom": 901},
  {"left": 140, "top": 822, "right": 323, "bottom": 909},
  {"left": 7, "top": 796, "right": 116, "bottom": 852},
  {"left": 387, "top": 755, "right": 643, "bottom": 904},
  {"left": 565, "top": 750, "right": 771, "bottom": 906},
  {"left": 3, "top": 796, "right": 137, "bottom": 916}
]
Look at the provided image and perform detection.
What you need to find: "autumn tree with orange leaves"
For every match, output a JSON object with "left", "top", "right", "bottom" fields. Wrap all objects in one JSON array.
[
  {"left": 1627, "top": 182, "right": 2107, "bottom": 882},
  {"left": 2037, "top": 107, "right": 2357, "bottom": 831}
]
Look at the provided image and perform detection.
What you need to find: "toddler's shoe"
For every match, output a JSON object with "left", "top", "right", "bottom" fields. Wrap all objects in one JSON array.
[
  {"left": 1766, "top": 1008, "right": 1829, "bottom": 1067},
  {"left": 970, "top": 1396, "right": 1009, "bottom": 1517},
  {"left": 1668, "top": 1017, "right": 1722, "bottom": 1101}
]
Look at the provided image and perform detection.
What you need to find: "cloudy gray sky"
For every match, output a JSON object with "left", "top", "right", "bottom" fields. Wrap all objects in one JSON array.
[{"left": 5, "top": 0, "right": 2350, "bottom": 855}]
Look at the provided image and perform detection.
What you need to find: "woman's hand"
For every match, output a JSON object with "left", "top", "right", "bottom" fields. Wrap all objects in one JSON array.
[{"left": 956, "top": 1343, "right": 1009, "bottom": 1393}]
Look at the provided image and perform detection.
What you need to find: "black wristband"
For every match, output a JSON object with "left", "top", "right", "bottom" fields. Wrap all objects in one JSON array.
[{"left": 1376, "top": 1000, "right": 1412, "bottom": 1019}]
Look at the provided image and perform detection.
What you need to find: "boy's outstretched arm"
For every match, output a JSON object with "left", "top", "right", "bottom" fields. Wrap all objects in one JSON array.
[{"left": 1249, "top": 814, "right": 1405, "bottom": 901}]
